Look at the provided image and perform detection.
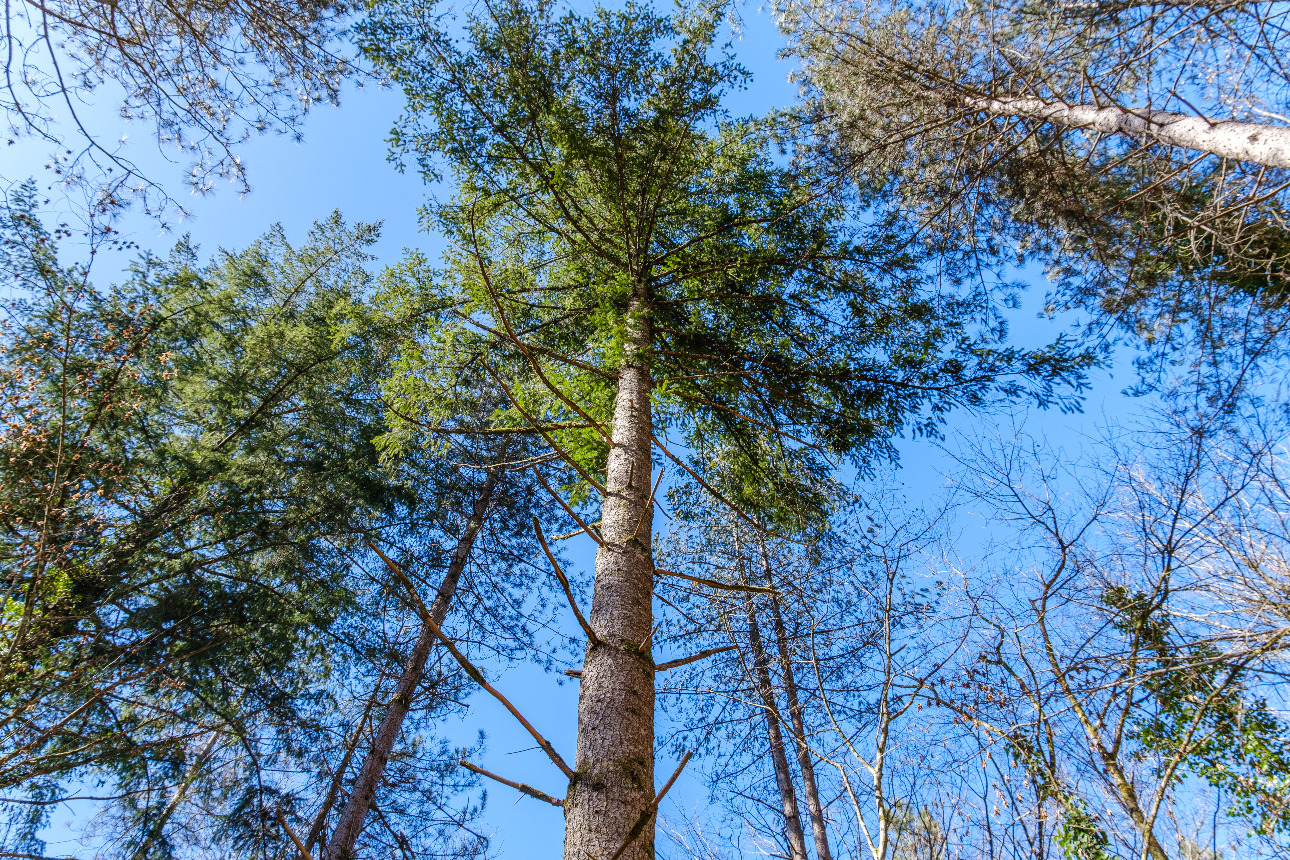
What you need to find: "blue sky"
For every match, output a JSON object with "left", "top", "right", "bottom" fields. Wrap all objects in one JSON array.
[{"left": 3, "top": 2, "right": 1144, "bottom": 855}]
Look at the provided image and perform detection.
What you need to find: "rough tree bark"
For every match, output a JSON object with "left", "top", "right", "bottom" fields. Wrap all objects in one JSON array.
[
  {"left": 323, "top": 469, "right": 500, "bottom": 860},
  {"left": 747, "top": 595, "right": 811, "bottom": 860},
  {"left": 562, "top": 295, "right": 658, "bottom": 860},
  {"left": 967, "top": 96, "right": 1290, "bottom": 169},
  {"left": 762, "top": 558, "right": 833, "bottom": 860}
]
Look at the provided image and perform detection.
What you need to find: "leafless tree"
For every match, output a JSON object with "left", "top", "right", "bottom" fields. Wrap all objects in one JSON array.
[
  {"left": 937, "top": 404, "right": 1290, "bottom": 860},
  {"left": 2, "top": 0, "right": 361, "bottom": 212}
]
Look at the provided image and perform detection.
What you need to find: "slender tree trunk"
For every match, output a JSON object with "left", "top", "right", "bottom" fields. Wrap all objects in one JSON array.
[
  {"left": 323, "top": 469, "right": 500, "bottom": 860},
  {"left": 746, "top": 597, "right": 810, "bottom": 860},
  {"left": 967, "top": 95, "right": 1290, "bottom": 169},
  {"left": 763, "top": 571, "right": 832, "bottom": 860},
  {"left": 129, "top": 729, "right": 221, "bottom": 860},
  {"left": 563, "top": 296, "right": 657, "bottom": 860}
]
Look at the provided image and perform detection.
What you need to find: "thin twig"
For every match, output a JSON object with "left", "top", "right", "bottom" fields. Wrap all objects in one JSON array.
[
  {"left": 458, "top": 760, "right": 565, "bottom": 807},
  {"left": 631, "top": 467, "right": 667, "bottom": 539},
  {"left": 552, "top": 521, "right": 602, "bottom": 541},
  {"left": 533, "top": 467, "right": 604, "bottom": 545}
]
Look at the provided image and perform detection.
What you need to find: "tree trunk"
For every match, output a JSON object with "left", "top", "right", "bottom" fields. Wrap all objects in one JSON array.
[
  {"left": 967, "top": 95, "right": 1290, "bottom": 169},
  {"left": 762, "top": 567, "right": 832, "bottom": 860},
  {"left": 746, "top": 597, "right": 810, "bottom": 860},
  {"left": 323, "top": 469, "right": 500, "bottom": 860},
  {"left": 129, "top": 729, "right": 221, "bottom": 860},
  {"left": 562, "top": 296, "right": 657, "bottom": 860}
]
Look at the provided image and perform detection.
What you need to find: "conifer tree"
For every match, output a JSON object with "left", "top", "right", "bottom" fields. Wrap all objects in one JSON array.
[
  {"left": 359, "top": 2, "right": 1090, "bottom": 857},
  {"left": 0, "top": 189, "right": 517, "bottom": 858}
]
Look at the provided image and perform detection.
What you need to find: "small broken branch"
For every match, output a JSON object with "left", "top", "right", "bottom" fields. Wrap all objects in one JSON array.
[
  {"left": 631, "top": 466, "right": 667, "bottom": 539},
  {"left": 459, "top": 760, "right": 564, "bottom": 807},
  {"left": 655, "top": 568, "right": 778, "bottom": 595},
  {"left": 551, "top": 521, "right": 602, "bottom": 541},
  {"left": 533, "top": 516, "right": 599, "bottom": 645},
  {"left": 655, "top": 646, "right": 737, "bottom": 672},
  {"left": 605, "top": 751, "right": 693, "bottom": 860},
  {"left": 370, "top": 544, "right": 576, "bottom": 782}
]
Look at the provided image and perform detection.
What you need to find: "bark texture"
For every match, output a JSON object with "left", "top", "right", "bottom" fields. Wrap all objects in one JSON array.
[
  {"left": 562, "top": 297, "right": 657, "bottom": 860},
  {"left": 747, "top": 599, "right": 809, "bottom": 860},
  {"left": 969, "top": 96, "right": 1290, "bottom": 169},
  {"left": 323, "top": 470, "right": 500, "bottom": 860}
]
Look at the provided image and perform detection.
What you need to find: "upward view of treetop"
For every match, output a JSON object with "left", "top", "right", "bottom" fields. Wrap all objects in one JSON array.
[
  {"left": 4, "top": 0, "right": 1290, "bottom": 857},
  {"left": 358, "top": 2, "right": 1089, "bottom": 858}
]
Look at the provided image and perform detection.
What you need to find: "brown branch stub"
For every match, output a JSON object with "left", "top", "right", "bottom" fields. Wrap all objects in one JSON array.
[
  {"left": 655, "top": 568, "right": 778, "bottom": 595},
  {"left": 655, "top": 645, "right": 737, "bottom": 672},
  {"left": 534, "top": 516, "right": 600, "bottom": 645},
  {"left": 605, "top": 751, "right": 694, "bottom": 860},
  {"left": 459, "top": 760, "right": 565, "bottom": 807}
]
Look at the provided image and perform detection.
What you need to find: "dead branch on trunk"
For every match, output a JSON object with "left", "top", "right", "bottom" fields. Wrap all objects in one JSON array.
[
  {"left": 654, "top": 646, "right": 737, "bottom": 672},
  {"left": 458, "top": 760, "right": 565, "bottom": 807},
  {"left": 534, "top": 516, "right": 599, "bottom": 645},
  {"left": 604, "top": 751, "right": 693, "bottom": 860}
]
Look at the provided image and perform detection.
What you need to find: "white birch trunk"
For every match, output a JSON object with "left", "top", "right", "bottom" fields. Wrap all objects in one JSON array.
[{"left": 967, "top": 96, "right": 1290, "bottom": 169}]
